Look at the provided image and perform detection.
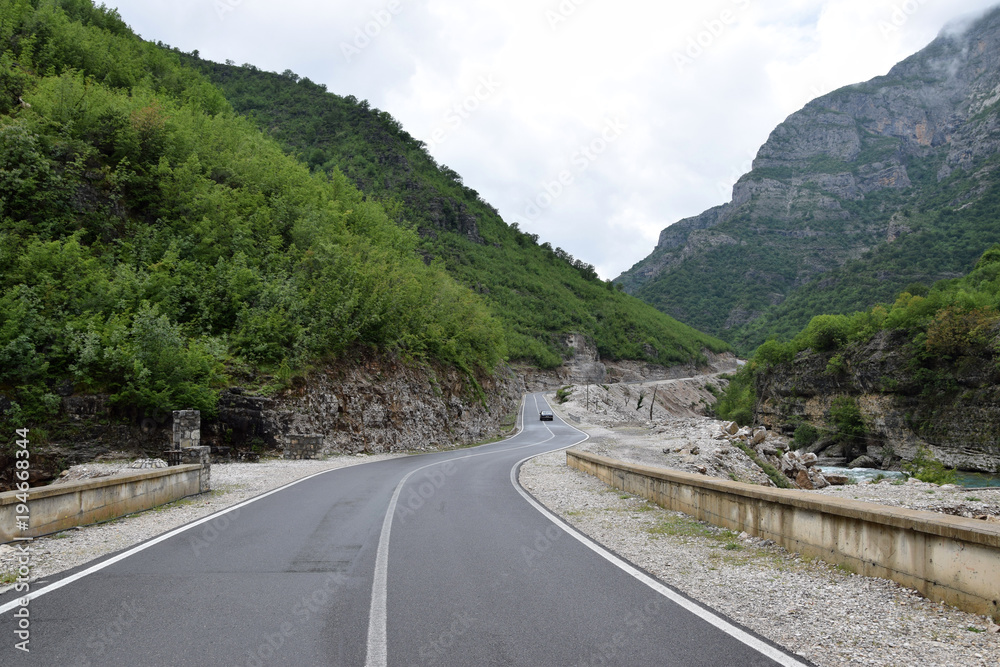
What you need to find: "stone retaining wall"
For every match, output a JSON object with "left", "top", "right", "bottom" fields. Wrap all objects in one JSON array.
[{"left": 566, "top": 448, "right": 1000, "bottom": 621}]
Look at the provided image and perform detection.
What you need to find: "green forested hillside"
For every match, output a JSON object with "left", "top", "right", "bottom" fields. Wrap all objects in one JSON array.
[
  {"left": 187, "top": 58, "right": 729, "bottom": 368},
  {"left": 0, "top": 0, "right": 504, "bottom": 425},
  {"left": 0, "top": 0, "right": 726, "bottom": 433}
]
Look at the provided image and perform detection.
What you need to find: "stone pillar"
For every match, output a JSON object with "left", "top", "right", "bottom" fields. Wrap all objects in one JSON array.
[
  {"left": 180, "top": 446, "right": 211, "bottom": 493},
  {"left": 174, "top": 410, "right": 209, "bottom": 492},
  {"left": 172, "top": 410, "right": 201, "bottom": 450}
]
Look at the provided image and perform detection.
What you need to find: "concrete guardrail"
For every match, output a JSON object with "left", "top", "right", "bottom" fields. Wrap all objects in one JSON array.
[
  {"left": 0, "top": 464, "right": 207, "bottom": 544},
  {"left": 566, "top": 448, "right": 1000, "bottom": 621}
]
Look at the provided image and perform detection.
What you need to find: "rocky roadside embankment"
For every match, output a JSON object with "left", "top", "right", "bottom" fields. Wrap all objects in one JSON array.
[{"left": 519, "top": 379, "right": 1000, "bottom": 667}]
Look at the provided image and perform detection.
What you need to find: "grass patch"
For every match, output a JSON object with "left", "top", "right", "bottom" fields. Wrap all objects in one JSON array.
[
  {"left": 648, "top": 515, "right": 717, "bottom": 539},
  {"left": 733, "top": 441, "right": 793, "bottom": 489},
  {"left": 966, "top": 496, "right": 982, "bottom": 502},
  {"left": 0, "top": 570, "right": 17, "bottom": 586}
]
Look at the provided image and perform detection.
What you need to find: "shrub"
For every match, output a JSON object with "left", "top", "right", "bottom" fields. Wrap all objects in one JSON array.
[
  {"left": 754, "top": 339, "right": 793, "bottom": 366},
  {"left": 904, "top": 446, "right": 957, "bottom": 485},
  {"left": 714, "top": 366, "right": 755, "bottom": 426},
  {"left": 796, "top": 314, "right": 851, "bottom": 352},
  {"left": 828, "top": 396, "right": 867, "bottom": 461},
  {"left": 792, "top": 423, "right": 819, "bottom": 450}
]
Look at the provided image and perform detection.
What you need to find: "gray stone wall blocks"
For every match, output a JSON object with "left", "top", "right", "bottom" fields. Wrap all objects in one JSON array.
[{"left": 172, "top": 409, "right": 201, "bottom": 450}]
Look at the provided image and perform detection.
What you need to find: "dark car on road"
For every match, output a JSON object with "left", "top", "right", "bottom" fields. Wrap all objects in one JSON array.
[{"left": 539, "top": 410, "right": 554, "bottom": 421}]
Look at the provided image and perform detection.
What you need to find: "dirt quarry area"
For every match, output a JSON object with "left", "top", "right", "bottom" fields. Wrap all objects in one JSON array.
[
  {"left": 547, "top": 377, "right": 1000, "bottom": 519},
  {"left": 551, "top": 377, "right": 776, "bottom": 485}
]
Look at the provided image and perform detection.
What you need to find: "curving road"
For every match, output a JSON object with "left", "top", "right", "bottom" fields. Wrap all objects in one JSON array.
[{"left": 0, "top": 393, "right": 810, "bottom": 666}]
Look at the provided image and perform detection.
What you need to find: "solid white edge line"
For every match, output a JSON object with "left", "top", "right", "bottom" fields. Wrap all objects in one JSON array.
[
  {"left": 0, "top": 458, "right": 385, "bottom": 616},
  {"left": 511, "top": 398, "right": 811, "bottom": 667},
  {"left": 366, "top": 392, "right": 557, "bottom": 667},
  {"left": 2, "top": 394, "right": 538, "bottom": 621}
]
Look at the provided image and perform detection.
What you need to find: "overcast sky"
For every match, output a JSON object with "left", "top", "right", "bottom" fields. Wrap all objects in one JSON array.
[{"left": 109, "top": 0, "right": 998, "bottom": 279}]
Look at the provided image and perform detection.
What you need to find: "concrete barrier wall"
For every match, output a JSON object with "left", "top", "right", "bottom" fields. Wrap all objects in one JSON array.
[
  {"left": 566, "top": 449, "right": 1000, "bottom": 621},
  {"left": 0, "top": 465, "right": 206, "bottom": 544}
]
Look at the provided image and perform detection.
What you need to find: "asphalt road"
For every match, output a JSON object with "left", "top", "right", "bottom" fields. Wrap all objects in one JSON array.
[{"left": 0, "top": 393, "right": 810, "bottom": 666}]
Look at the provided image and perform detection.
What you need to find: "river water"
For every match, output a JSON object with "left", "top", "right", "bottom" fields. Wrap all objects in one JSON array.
[{"left": 818, "top": 466, "right": 1000, "bottom": 488}]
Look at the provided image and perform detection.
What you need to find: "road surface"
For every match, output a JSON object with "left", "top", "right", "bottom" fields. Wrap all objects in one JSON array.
[{"left": 0, "top": 393, "right": 809, "bottom": 666}]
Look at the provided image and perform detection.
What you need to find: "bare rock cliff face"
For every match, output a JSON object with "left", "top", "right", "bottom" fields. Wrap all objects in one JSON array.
[
  {"left": 516, "top": 333, "right": 739, "bottom": 391},
  {"left": 756, "top": 330, "right": 1000, "bottom": 473},
  {"left": 617, "top": 7, "right": 1000, "bottom": 341},
  {"left": 3, "top": 354, "right": 524, "bottom": 490},
  {"left": 211, "top": 353, "right": 524, "bottom": 454}
]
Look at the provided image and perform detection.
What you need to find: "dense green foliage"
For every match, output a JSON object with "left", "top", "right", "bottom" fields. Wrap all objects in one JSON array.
[
  {"left": 713, "top": 245, "right": 1000, "bottom": 445},
  {"left": 903, "top": 446, "right": 958, "bottom": 485},
  {"left": 712, "top": 367, "right": 755, "bottom": 426},
  {"left": 0, "top": 0, "right": 506, "bottom": 423},
  {"left": 730, "top": 175, "right": 1000, "bottom": 352},
  {"left": 189, "top": 58, "right": 729, "bottom": 368},
  {"left": 740, "top": 244, "right": 1000, "bottom": 364}
]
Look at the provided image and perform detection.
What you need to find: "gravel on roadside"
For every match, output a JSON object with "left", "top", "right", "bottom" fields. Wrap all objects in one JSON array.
[{"left": 518, "top": 392, "right": 1000, "bottom": 667}]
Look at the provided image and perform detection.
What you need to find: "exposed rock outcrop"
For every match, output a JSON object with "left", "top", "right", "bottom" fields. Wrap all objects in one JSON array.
[
  {"left": 517, "top": 333, "right": 740, "bottom": 391},
  {"left": 617, "top": 7, "right": 1000, "bottom": 346},
  {"left": 755, "top": 329, "right": 1000, "bottom": 473},
  {"left": 0, "top": 353, "right": 524, "bottom": 491},
  {"left": 210, "top": 353, "right": 524, "bottom": 454}
]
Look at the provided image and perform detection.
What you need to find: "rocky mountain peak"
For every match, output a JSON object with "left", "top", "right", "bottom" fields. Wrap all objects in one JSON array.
[{"left": 618, "top": 6, "right": 1000, "bottom": 350}]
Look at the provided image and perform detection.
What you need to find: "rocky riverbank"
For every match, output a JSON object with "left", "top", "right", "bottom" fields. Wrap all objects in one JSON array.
[{"left": 518, "top": 380, "right": 1000, "bottom": 666}]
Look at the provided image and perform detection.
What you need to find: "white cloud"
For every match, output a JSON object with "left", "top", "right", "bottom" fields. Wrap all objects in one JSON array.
[{"left": 111, "top": 0, "right": 1000, "bottom": 278}]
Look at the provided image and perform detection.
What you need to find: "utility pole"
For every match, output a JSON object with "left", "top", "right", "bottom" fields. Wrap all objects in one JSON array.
[{"left": 649, "top": 386, "right": 657, "bottom": 421}]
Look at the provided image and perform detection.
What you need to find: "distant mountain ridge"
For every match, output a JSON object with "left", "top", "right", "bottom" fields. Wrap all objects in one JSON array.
[{"left": 618, "top": 6, "right": 1000, "bottom": 353}]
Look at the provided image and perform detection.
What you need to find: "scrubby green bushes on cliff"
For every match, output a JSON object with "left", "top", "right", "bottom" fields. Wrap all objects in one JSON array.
[
  {"left": 712, "top": 245, "right": 1000, "bottom": 447},
  {"left": 0, "top": 0, "right": 504, "bottom": 426},
  {"left": 726, "top": 244, "right": 1000, "bottom": 367}
]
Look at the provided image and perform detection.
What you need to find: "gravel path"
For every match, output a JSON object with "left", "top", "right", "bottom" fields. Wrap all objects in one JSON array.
[
  {"left": 0, "top": 453, "right": 403, "bottom": 590},
  {"left": 519, "top": 387, "right": 1000, "bottom": 667}
]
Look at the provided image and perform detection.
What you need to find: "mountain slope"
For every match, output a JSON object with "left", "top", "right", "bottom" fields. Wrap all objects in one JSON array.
[
  {"left": 618, "top": 7, "right": 1000, "bottom": 353},
  {"left": 187, "top": 58, "right": 729, "bottom": 368},
  {"left": 0, "top": 0, "right": 506, "bottom": 427}
]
